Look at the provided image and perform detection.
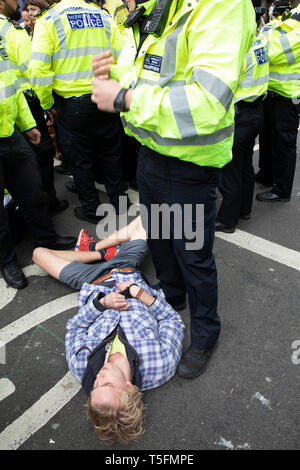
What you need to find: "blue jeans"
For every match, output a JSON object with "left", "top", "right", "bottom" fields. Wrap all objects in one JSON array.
[{"left": 137, "top": 145, "right": 221, "bottom": 350}]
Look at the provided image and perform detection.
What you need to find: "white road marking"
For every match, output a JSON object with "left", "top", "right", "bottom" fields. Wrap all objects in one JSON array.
[
  {"left": 0, "top": 378, "right": 15, "bottom": 402},
  {"left": 254, "top": 143, "right": 259, "bottom": 152},
  {"left": 0, "top": 293, "right": 78, "bottom": 347},
  {"left": 0, "top": 264, "right": 47, "bottom": 311},
  {"left": 0, "top": 372, "right": 81, "bottom": 450},
  {"left": 215, "top": 229, "right": 300, "bottom": 272}
]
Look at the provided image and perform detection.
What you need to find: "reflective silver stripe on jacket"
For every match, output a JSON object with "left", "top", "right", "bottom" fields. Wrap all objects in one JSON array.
[
  {"left": 30, "top": 76, "right": 53, "bottom": 85},
  {"left": 190, "top": 68, "right": 234, "bottom": 112},
  {"left": 238, "top": 73, "right": 269, "bottom": 89},
  {"left": 279, "top": 34, "right": 296, "bottom": 65},
  {"left": 169, "top": 85, "right": 197, "bottom": 138},
  {"left": 0, "top": 82, "right": 17, "bottom": 99},
  {"left": 47, "top": 8, "right": 67, "bottom": 49},
  {"left": 30, "top": 51, "right": 52, "bottom": 64},
  {"left": 55, "top": 70, "right": 93, "bottom": 81},
  {"left": 53, "top": 46, "right": 108, "bottom": 60},
  {"left": 270, "top": 71, "right": 300, "bottom": 81},
  {"left": 0, "top": 59, "right": 11, "bottom": 73},
  {"left": 159, "top": 11, "right": 193, "bottom": 87},
  {"left": 0, "top": 20, "right": 12, "bottom": 37},
  {"left": 122, "top": 118, "right": 234, "bottom": 147}
]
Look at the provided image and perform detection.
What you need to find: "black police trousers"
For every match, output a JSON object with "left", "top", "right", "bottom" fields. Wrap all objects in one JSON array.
[
  {"left": 0, "top": 128, "right": 57, "bottom": 268},
  {"left": 258, "top": 92, "right": 298, "bottom": 198},
  {"left": 217, "top": 99, "right": 263, "bottom": 226},
  {"left": 137, "top": 145, "right": 221, "bottom": 350},
  {"left": 26, "top": 94, "right": 57, "bottom": 208},
  {"left": 55, "top": 94, "right": 127, "bottom": 216}
]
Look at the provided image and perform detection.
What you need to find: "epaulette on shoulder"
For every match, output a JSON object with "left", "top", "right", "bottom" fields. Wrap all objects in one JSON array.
[
  {"left": 11, "top": 21, "right": 24, "bottom": 30},
  {"left": 35, "top": 3, "right": 55, "bottom": 18}
]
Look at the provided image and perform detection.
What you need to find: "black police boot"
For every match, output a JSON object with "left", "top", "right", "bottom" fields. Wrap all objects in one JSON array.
[
  {"left": 177, "top": 344, "right": 216, "bottom": 379},
  {"left": 1, "top": 263, "right": 28, "bottom": 289}
]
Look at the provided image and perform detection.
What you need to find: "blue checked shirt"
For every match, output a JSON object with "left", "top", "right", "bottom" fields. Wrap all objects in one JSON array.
[{"left": 65, "top": 270, "right": 185, "bottom": 391}]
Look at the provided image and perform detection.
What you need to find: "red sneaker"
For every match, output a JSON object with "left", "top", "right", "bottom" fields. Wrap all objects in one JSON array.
[
  {"left": 104, "top": 245, "right": 120, "bottom": 260},
  {"left": 75, "top": 229, "right": 96, "bottom": 252}
]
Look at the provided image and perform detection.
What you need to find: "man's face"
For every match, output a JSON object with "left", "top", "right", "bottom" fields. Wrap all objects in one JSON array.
[
  {"left": 27, "top": 4, "right": 40, "bottom": 20},
  {"left": 22, "top": 10, "right": 31, "bottom": 27},
  {"left": 1, "top": 0, "right": 21, "bottom": 20},
  {"left": 90, "top": 353, "right": 133, "bottom": 410}
]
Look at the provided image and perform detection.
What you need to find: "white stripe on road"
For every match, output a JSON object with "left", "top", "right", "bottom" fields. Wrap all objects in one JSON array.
[
  {"left": 0, "top": 372, "right": 81, "bottom": 450},
  {"left": 0, "top": 379, "right": 15, "bottom": 402},
  {"left": 0, "top": 293, "right": 78, "bottom": 347},
  {"left": 215, "top": 229, "right": 300, "bottom": 272},
  {"left": 0, "top": 264, "right": 47, "bottom": 311}
]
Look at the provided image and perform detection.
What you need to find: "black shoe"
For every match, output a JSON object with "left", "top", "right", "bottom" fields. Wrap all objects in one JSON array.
[
  {"left": 55, "top": 162, "right": 72, "bottom": 175},
  {"left": 49, "top": 199, "right": 69, "bottom": 216},
  {"left": 168, "top": 300, "right": 187, "bottom": 311},
  {"left": 177, "top": 344, "right": 216, "bottom": 379},
  {"left": 255, "top": 172, "right": 273, "bottom": 186},
  {"left": 239, "top": 213, "right": 251, "bottom": 220},
  {"left": 215, "top": 221, "right": 235, "bottom": 233},
  {"left": 65, "top": 180, "right": 78, "bottom": 194},
  {"left": 256, "top": 191, "right": 290, "bottom": 202},
  {"left": 1, "top": 264, "right": 28, "bottom": 289},
  {"left": 45, "top": 235, "right": 77, "bottom": 250},
  {"left": 74, "top": 206, "right": 104, "bottom": 224}
]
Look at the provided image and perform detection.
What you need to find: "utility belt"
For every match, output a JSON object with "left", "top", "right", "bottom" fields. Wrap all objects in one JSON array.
[
  {"left": 234, "top": 94, "right": 265, "bottom": 113},
  {"left": 92, "top": 268, "right": 136, "bottom": 285},
  {"left": 54, "top": 92, "right": 92, "bottom": 102},
  {"left": 267, "top": 91, "right": 294, "bottom": 101}
]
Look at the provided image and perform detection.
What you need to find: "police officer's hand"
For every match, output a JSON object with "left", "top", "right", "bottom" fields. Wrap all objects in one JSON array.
[
  {"left": 25, "top": 128, "right": 41, "bottom": 145},
  {"left": 92, "top": 50, "right": 114, "bottom": 80},
  {"left": 91, "top": 78, "right": 121, "bottom": 112}
]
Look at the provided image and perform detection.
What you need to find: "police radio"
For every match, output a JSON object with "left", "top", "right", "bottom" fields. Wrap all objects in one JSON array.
[{"left": 141, "top": 0, "right": 173, "bottom": 36}]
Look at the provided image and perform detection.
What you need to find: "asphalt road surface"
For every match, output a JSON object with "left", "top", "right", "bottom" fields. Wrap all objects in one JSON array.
[{"left": 0, "top": 135, "right": 299, "bottom": 452}]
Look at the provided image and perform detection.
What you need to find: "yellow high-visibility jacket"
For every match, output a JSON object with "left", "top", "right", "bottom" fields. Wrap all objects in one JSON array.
[
  {"left": 110, "top": 0, "right": 256, "bottom": 168},
  {"left": 235, "top": 36, "right": 270, "bottom": 103},
  {"left": 28, "top": 0, "right": 124, "bottom": 110},
  {"left": 0, "top": 15, "right": 32, "bottom": 91},
  {"left": 0, "top": 52, "right": 36, "bottom": 138},
  {"left": 268, "top": 7, "right": 300, "bottom": 98}
]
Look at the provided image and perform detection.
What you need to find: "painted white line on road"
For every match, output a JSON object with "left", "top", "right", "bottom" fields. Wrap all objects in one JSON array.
[
  {"left": 0, "top": 372, "right": 81, "bottom": 450},
  {"left": 254, "top": 143, "right": 259, "bottom": 152},
  {"left": 0, "top": 264, "right": 48, "bottom": 311},
  {"left": 0, "top": 378, "right": 15, "bottom": 402},
  {"left": 0, "top": 293, "right": 78, "bottom": 347},
  {"left": 215, "top": 229, "right": 300, "bottom": 272}
]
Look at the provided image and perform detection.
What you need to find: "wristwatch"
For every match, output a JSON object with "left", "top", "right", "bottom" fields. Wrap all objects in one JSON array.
[{"left": 113, "top": 88, "right": 129, "bottom": 112}]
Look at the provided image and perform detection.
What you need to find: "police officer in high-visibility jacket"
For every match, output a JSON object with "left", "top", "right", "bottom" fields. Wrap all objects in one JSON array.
[
  {"left": 91, "top": 0, "right": 256, "bottom": 378},
  {"left": 0, "top": 0, "right": 68, "bottom": 217},
  {"left": 0, "top": 41, "right": 76, "bottom": 290},
  {"left": 256, "top": 4, "right": 300, "bottom": 201},
  {"left": 260, "top": 0, "right": 292, "bottom": 39},
  {"left": 28, "top": 0, "right": 129, "bottom": 224},
  {"left": 216, "top": 2, "right": 270, "bottom": 233}
]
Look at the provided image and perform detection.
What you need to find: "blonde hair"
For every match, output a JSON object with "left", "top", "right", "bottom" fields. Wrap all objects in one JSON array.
[{"left": 87, "top": 385, "right": 147, "bottom": 444}]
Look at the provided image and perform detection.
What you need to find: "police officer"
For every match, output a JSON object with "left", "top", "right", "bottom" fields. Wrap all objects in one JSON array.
[
  {"left": 216, "top": 1, "right": 270, "bottom": 233},
  {"left": 91, "top": 0, "right": 256, "bottom": 378},
  {"left": 0, "top": 0, "right": 69, "bottom": 217},
  {"left": 256, "top": 3, "right": 300, "bottom": 201},
  {"left": 28, "top": 0, "right": 129, "bottom": 224},
  {"left": 0, "top": 39, "right": 76, "bottom": 289}
]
